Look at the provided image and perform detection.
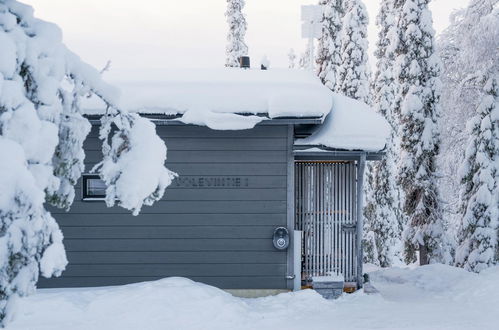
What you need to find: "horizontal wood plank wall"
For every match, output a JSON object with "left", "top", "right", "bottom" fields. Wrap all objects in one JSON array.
[{"left": 38, "top": 124, "right": 289, "bottom": 289}]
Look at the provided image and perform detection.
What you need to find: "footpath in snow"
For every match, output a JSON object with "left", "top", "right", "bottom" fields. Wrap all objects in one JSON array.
[{"left": 7, "top": 264, "right": 499, "bottom": 330}]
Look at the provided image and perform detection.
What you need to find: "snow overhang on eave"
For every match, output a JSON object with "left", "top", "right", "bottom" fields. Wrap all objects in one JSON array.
[
  {"left": 84, "top": 114, "right": 324, "bottom": 126},
  {"left": 293, "top": 146, "right": 384, "bottom": 161}
]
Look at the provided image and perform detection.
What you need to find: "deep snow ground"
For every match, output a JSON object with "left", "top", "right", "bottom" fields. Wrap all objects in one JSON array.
[{"left": 7, "top": 264, "right": 499, "bottom": 330}]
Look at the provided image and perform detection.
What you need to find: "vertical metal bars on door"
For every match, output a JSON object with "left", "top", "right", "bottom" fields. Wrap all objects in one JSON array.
[{"left": 295, "top": 161, "right": 357, "bottom": 283}]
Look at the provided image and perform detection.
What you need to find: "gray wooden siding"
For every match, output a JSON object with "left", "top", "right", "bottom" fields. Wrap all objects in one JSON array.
[{"left": 38, "top": 124, "right": 290, "bottom": 289}]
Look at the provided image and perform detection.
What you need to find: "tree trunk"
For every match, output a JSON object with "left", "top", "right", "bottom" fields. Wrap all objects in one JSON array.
[{"left": 419, "top": 244, "right": 429, "bottom": 265}]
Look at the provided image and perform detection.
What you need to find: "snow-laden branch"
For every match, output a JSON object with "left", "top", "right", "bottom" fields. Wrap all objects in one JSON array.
[{"left": 92, "top": 112, "right": 177, "bottom": 215}]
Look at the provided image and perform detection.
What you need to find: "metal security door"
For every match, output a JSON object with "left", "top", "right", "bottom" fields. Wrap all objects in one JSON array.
[{"left": 295, "top": 161, "right": 357, "bottom": 283}]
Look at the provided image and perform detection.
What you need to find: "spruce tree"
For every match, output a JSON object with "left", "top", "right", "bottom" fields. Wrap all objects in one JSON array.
[
  {"left": 438, "top": 0, "right": 498, "bottom": 255},
  {"left": 336, "top": 0, "right": 370, "bottom": 103},
  {"left": 392, "top": 0, "right": 445, "bottom": 265},
  {"left": 0, "top": 1, "right": 175, "bottom": 325},
  {"left": 225, "top": 0, "right": 248, "bottom": 67},
  {"left": 299, "top": 45, "right": 312, "bottom": 70},
  {"left": 456, "top": 76, "right": 499, "bottom": 272},
  {"left": 364, "top": 0, "right": 402, "bottom": 267},
  {"left": 452, "top": 1, "right": 499, "bottom": 272},
  {"left": 316, "top": 0, "right": 343, "bottom": 91}
]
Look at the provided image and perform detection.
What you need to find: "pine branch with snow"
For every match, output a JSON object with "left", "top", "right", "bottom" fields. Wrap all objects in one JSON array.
[
  {"left": 316, "top": 0, "right": 343, "bottom": 91},
  {"left": 225, "top": 0, "right": 248, "bottom": 67},
  {"left": 336, "top": 0, "right": 370, "bottom": 103},
  {"left": 92, "top": 112, "right": 177, "bottom": 216},
  {"left": 46, "top": 77, "right": 91, "bottom": 209}
]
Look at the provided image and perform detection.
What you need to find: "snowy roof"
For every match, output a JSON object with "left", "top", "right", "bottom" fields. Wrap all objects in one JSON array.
[
  {"left": 83, "top": 68, "right": 390, "bottom": 151},
  {"left": 83, "top": 68, "right": 333, "bottom": 130},
  {"left": 295, "top": 93, "right": 391, "bottom": 152}
]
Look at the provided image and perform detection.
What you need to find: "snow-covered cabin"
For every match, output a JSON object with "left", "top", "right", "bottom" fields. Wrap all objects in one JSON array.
[{"left": 40, "top": 68, "right": 390, "bottom": 295}]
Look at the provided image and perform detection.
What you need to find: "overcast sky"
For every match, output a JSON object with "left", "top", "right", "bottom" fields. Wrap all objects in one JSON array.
[{"left": 24, "top": 0, "right": 469, "bottom": 70}]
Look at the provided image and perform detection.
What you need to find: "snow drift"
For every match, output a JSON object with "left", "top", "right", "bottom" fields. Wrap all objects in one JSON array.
[{"left": 7, "top": 265, "right": 499, "bottom": 330}]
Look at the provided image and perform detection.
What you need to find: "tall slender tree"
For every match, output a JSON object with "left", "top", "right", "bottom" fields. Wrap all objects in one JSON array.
[
  {"left": 438, "top": 0, "right": 498, "bottom": 259},
  {"left": 456, "top": 76, "right": 499, "bottom": 272},
  {"left": 225, "top": 0, "right": 248, "bottom": 67},
  {"left": 336, "top": 0, "right": 370, "bottom": 104},
  {"left": 316, "top": 0, "right": 343, "bottom": 91},
  {"left": 392, "top": 0, "right": 446, "bottom": 265},
  {"left": 451, "top": 0, "right": 499, "bottom": 272},
  {"left": 364, "top": 0, "right": 402, "bottom": 267}
]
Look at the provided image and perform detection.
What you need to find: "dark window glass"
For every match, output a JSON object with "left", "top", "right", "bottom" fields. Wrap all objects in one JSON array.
[{"left": 82, "top": 175, "right": 106, "bottom": 199}]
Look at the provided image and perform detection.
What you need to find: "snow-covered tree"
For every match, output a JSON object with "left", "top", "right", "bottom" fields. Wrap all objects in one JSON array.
[
  {"left": 316, "top": 0, "right": 343, "bottom": 91},
  {"left": 225, "top": 0, "right": 248, "bottom": 67},
  {"left": 299, "top": 44, "right": 313, "bottom": 70},
  {"left": 0, "top": 0, "right": 175, "bottom": 325},
  {"left": 288, "top": 49, "right": 297, "bottom": 69},
  {"left": 363, "top": 0, "right": 402, "bottom": 267},
  {"left": 455, "top": 76, "right": 499, "bottom": 272},
  {"left": 336, "top": 0, "right": 370, "bottom": 103},
  {"left": 437, "top": 0, "right": 499, "bottom": 253},
  {"left": 449, "top": 1, "right": 499, "bottom": 272},
  {"left": 392, "top": 0, "right": 446, "bottom": 265}
]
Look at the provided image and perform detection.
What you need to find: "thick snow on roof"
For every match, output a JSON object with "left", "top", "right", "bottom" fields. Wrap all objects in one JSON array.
[
  {"left": 295, "top": 93, "right": 390, "bottom": 152},
  {"left": 83, "top": 69, "right": 390, "bottom": 151},
  {"left": 83, "top": 68, "right": 333, "bottom": 130}
]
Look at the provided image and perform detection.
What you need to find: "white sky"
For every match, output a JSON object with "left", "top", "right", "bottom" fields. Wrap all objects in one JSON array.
[{"left": 24, "top": 0, "right": 469, "bottom": 70}]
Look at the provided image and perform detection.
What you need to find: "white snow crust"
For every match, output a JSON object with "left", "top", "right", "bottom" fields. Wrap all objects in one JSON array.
[
  {"left": 7, "top": 264, "right": 499, "bottom": 330},
  {"left": 83, "top": 68, "right": 333, "bottom": 130},
  {"left": 295, "top": 93, "right": 391, "bottom": 152}
]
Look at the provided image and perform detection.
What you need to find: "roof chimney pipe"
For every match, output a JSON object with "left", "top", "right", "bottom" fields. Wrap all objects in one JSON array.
[{"left": 239, "top": 56, "right": 250, "bottom": 69}]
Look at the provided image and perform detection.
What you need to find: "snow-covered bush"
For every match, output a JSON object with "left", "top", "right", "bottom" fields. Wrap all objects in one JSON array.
[
  {"left": 225, "top": 0, "right": 248, "bottom": 67},
  {"left": 0, "top": 0, "right": 174, "bottom": 326}
]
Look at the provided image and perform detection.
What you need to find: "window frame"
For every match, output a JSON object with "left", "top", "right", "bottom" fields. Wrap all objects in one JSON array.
[{"left": 82, "top": 174, "right": 107, "bottom": 201}]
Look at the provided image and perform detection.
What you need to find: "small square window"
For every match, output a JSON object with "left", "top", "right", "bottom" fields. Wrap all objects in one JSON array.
[{"left": 82, "top": 174, "right": 106, "bottom": 200}]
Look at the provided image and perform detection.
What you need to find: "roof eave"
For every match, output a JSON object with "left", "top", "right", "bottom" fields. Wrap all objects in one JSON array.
[
  {"left": 84, "top": 114, "right": 324, "bottom": 126},
  {"left": 293, "top": 146, "right": 385, "bottom": 161}
]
